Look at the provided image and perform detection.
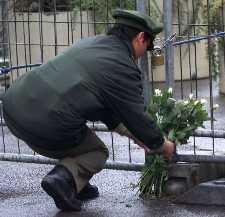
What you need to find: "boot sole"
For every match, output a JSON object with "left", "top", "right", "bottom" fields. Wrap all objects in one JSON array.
[
  {"left": 41, "top": 176, "right": 81, "bottom": 211},
  {"left": 77, "top": 189, "right": 99, "bottom": 201}
]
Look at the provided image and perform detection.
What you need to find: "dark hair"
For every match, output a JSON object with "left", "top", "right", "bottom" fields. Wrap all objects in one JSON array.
[{"left": 107, "top": 24, "right": 151, "bottom": 43}]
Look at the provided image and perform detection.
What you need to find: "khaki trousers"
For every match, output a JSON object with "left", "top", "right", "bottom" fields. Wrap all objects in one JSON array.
[{"left": 29, "top": 128, "right": 109, "bottom": 193}]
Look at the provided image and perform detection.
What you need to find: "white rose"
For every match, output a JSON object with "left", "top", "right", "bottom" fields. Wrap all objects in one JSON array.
[
  {"left": 184, "top": 100, "right": 189, "bottom": 105},
  {"left": 213, "top": 104, "right": 219, "bottom": 109},
  {"left": 200, "top": 99, "right": 207, "bottom": 104},
  {"left": 168, "top": 87, "right": 173, "bottom": 94},
  {"left": 155, "top": 89, "right": 162, "bottom": 96},
  {"left": 194, "top": 100, "right": 199, "bottom": 105},
  {"left": 189, "top": 93, "right": 193, "bottom": 99}
]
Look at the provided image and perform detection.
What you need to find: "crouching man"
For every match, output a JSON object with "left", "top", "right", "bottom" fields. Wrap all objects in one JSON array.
[{"left": 2, "top": 9, "right": 175, "bottom": 211}]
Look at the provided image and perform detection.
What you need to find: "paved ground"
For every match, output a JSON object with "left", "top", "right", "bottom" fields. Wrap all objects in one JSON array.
[
  {"left": 0, "top": 79, "right": 225, "bottom": 216},
  {"left": 1, "top": 161, "right": 225, "bottom": 217}
]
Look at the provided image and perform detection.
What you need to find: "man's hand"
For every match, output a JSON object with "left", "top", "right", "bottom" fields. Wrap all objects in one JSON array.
[
  {"left": 129, "top": 135, "right": 175, "bottom": 159},
  {"left": 113, "top": 123, "right": 175, "bottom": 158},
  {"left": 134, "top": 138, "right": 175, "bottom": 160},
  {"left": 149, "top": 139, "right": 175, "bottom": 160},
  {"left": 162, "top": 139, "right": 176, "bottom": 160}
]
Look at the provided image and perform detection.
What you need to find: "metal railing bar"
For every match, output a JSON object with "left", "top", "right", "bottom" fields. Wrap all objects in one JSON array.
[
  {"left": 177, "top": 0, "right": 184, "bottom": 99},
  {"left": 38, "top": 6, "right": 44, "bottom": 63},
  {"left": 206, "top": 0, "right": 216, "bottom": 154},
  {"left": 2, "top": 32, "right": 225, "bottom": 48},
  {"left": 186, "top": 0, "right": 193, "bottom": 93},
  {"left": 1, "top": 153, "right": 225, "bottom": 169},
  {"left": 79, "top": 0, "right": 83, "bottom": 39},
  {"left": 0, "top": 121, "right": 224, "bottom": 139},
  {"left": 110, "top": 132, "right": 115, "bottom": 161},
  {"left": 1, "top": 20, "right": 221, "bottom": 27},
  {"left": 53, "top": 0, "right": 58, "bottom": 56},
  {"left": 172, "top": 32, "right": 225, "bottom": 46},
  {"left": 0, "top": 20, "right": 115, "bottom": 25},
  {"left": 128, "top": 138, "right": 132, "bottom": 163},
  {"left": 0, "top": 42, "right": 73, "bottom": 46},
  {"left": 0, "top": 63, "right": 42, "bottom": 74},
  {"left": 0, "top": 153, "right": 144, "bottom": 171},
  {"left": 177, "top": 154, "right": 225, "bottom": 163},
  {"left": 12, "top": 0, "right": 19, "bottom": 78},
  {"left": 87, "top": 124, "right": 225, "bottom": 138},
  {"left": 27, "top": 10, "right": 32, "bottom": 67},
  {"left": 172, "top": 23, "right": 225, "bottom": 27}
]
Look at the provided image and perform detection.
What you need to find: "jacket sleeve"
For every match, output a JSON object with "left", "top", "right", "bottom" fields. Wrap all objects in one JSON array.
[
  {"left": 101, "top": 112, "right": 121, "bottom": 130},
  {"left": 100, "top": 62, "right": 164, "bottom": 150},
  {"left": 113, "top": 102, "right": 164, "bottom": 150}
]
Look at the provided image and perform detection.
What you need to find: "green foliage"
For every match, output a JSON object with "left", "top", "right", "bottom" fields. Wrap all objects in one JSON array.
[
  {"left": 195, "top": 0, "right": 224, "bottom": 79},
  {"left": 204, "top": 0, "right": 224, "bottom": 33},
  {"left": 13, "top": 0, "right": 72, "bottom": 12},
  {"left": 72, "top": 0, "right": 163, "bottom": 34},
  {"left": 13, "top": 0, "right": 163, "bottom": 34},
  {"left": 137, "top": 88, "right": 216, "bottom": 198},
  {"left": 171, "top": 0, "right": 224, "bottom": 80},
  {"left": 147, "top": 88, "right": 211, "bottom": 145},
  {"left": 72, "top": 0, "right": 136, "bottom": 11},
  {"left": 138, "top": 154, "right": 168, "bottom": 198},
  {"left": 72, "top": 0, "right": 136, "bottom": 34}
]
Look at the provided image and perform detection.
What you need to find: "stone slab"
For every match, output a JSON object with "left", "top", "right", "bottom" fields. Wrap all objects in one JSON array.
[
  {"left": 168, "top": 162, "right": 199, "bottom": 179},
  {"left": 174, "top": 178, "right": 225, "bottom": 206}
]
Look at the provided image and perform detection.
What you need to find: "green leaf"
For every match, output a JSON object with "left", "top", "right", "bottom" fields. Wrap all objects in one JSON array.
[{"left": 138, "top": 88, "right": 216, "bottom": 198}]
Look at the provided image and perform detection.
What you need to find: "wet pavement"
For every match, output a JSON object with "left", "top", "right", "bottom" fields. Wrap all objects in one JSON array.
[
  {"left": 1, "top": 161, "right": 225, "bottom": 217},
  {"left": 0, "top": 79, "right": 225, "bottom": 216}
]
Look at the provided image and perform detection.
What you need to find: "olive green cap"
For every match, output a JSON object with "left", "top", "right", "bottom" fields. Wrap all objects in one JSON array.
[{"left": 112, "top": 9, "right": 163, "bottom": 37}]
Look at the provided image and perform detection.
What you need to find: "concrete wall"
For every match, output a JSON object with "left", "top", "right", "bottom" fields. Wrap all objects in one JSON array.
[
  {"left": 7, "top": 8, "right": 210, "bottom": 82},
  {"left": 8, "top": 11, "right": 94, "bottom": 79}
]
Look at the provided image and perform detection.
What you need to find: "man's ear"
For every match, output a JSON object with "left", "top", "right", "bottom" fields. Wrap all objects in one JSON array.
[{"left": 136, "top": 32, "right": 145, "bottom": 43}]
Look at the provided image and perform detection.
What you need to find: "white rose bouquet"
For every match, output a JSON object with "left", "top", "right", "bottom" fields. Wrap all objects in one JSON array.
[{"left": 137, "top": 88, "right": 218, "bottom": 198}]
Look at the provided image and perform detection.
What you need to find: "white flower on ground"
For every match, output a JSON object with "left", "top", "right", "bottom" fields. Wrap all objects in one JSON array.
[
  {"left": 168, "top": 87, "right": 173, "bottom": 94},
  {"left": 155, "top": 89, "right": 162, "bottom": 96},
  {"left": 189, "top": 93, "right": 193, "bottom": 99},
  {"left": 184, "top": 100, "right": 189, "bottom": 105},
  {"left": 200, "top": 99, "right": 207, "bottom": 104},
  {"left": 213, "top": 104, "right": 219, "bottom": 109}
]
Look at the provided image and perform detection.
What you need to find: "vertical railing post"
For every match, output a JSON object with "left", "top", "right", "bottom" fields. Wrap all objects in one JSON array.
[
  {"left": 136, "top": 0, "right": 151, "bottom": 108},
  {"left": 163, "top": 0, "right": 174, "bottom": 88},
  {"left": 136, "top": 0, "right": 151, "bottom": 166},
  {"left": 0, "top": 0, "right": 8, "bottom": 59}
]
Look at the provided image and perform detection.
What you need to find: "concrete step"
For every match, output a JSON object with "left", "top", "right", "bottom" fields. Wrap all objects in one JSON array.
[{"left": 174, "top": 178, "right": 225, "bottom": 206}]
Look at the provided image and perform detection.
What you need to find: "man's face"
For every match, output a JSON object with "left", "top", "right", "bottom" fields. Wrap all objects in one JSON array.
[{"left": 132, "top": 32, "right": 151, "bottom": 59}]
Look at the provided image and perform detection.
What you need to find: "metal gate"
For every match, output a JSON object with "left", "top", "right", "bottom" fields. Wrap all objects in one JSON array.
[{"left": 0, "top": 0, "right": 225, "bottom": 170}]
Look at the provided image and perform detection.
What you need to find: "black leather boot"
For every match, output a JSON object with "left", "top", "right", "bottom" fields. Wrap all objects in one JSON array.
[
  {"left": 41, "top": 165, "right": 82, "bottom": 211},
  {"left": 77, "top": 183, "right": 99, "bottom": 201}
]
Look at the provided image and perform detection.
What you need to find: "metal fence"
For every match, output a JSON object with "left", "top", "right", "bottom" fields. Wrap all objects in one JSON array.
[{"left": 0, "top": 0, "right": 225, "bottom": 170}]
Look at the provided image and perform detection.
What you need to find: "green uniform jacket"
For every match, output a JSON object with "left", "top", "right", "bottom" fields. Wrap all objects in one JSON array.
[{"left": 2, "top": 35, "right": 163, "bottom": 150}]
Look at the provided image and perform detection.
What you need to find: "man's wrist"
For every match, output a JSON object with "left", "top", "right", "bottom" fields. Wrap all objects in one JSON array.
[{"left": 152, "top": 139, "right": 165, "bottom": 153}]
